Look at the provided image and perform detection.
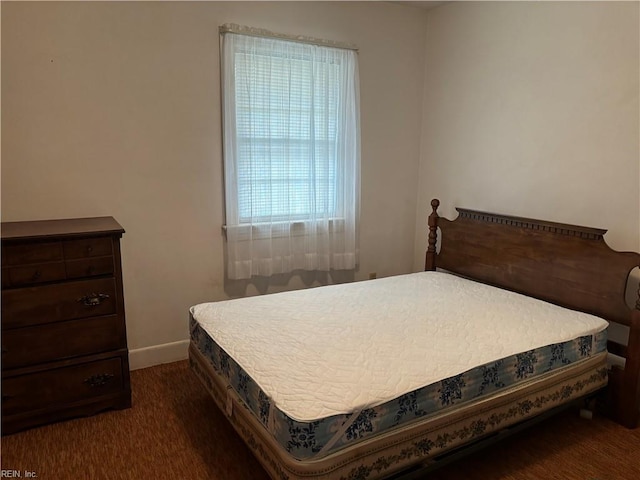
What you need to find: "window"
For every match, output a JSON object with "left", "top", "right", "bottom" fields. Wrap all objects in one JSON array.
[{"left": 221, "top": 25, "right": 360, "bottom": 279}]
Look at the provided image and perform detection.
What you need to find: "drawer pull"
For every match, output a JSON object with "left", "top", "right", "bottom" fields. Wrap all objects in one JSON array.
[
  {"left": 32, "top": 270, "right": 42, "bottom": 281},
  {"left": 83, "top": 373, "right": 115, "bottom": 388},
  {"left": 77, "top": 292, "right": 110, "bottom": 306},
  {"left": 2, "top": 394, "right": 14, "bottom": 401}
]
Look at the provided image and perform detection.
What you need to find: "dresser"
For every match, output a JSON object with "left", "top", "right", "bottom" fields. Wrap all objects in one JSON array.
[{"left": 1, "top": 217, "right": 131, "bottom": 434}]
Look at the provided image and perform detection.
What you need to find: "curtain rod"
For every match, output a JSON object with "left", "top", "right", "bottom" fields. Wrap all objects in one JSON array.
[{"left": 219, "top": 23, "right": 359, "bottom": 52}]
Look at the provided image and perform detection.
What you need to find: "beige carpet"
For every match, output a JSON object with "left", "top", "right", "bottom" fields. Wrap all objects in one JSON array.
[{"left": 2, "top": 360, "right": 639, "bottom": 479}]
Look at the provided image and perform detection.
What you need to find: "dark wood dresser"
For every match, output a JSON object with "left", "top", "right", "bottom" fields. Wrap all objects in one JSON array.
[{"left": 1, "top": 217, "right": 131, "bottom": 434}]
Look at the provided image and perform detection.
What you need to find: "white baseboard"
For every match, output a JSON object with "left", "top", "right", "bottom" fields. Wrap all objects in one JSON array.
[{"left": 128, "top": 340, "right": 190, "bottom": 370}]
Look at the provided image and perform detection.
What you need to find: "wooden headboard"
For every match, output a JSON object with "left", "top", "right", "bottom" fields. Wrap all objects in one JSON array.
[{"left": 425, "top": 198, "right": 640, "bottom": 427}]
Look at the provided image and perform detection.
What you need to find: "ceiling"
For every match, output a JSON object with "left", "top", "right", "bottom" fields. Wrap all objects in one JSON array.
[{"left": 390, "top": 1, "right": 447, "bottom": 10}]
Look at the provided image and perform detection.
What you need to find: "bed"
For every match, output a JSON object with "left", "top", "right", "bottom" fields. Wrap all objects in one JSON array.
[{"left": 189, "top": 199, "right": 640, "bottom": 480}]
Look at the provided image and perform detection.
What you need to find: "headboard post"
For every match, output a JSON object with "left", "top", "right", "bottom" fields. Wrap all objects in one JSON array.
[
  {"left": 614, "top": 308, "right": 640, "bottom": 428},
  {"left": 425, "top": 199, "right": 440, "bottom": 271}
]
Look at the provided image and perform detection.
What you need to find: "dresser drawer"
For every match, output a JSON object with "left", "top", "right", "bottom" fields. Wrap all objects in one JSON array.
[
  {"left": 1, "top": 315, "right": 125, "bottom": 369},
  {"left": 2, "top": 277, "right": 117, "bottom": 329},
  {"left": 4, "top": 241, "right": 63, "bottom": 265},
  {"left": 2, "top": 267, "right": 9, "bottom": 287},
  {"left": 63, "top": 237, "right": 112, "bottom": 259},
  {"left": 65, "top": 256, "right": 114, "bottom": 279},
  {"left": 2, "top": 357, "right": 125, "bottom": 416},
  {"left": 4, "top": 261, "right": 67, "bottom": 287}
]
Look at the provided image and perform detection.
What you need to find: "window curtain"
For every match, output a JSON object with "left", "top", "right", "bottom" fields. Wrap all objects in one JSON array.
[{"left": 221, "top": 28, "right": 361, "bottom": 280}]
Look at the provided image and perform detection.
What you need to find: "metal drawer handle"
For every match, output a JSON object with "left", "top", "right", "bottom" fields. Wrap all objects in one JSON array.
[
  {"left": 77, "top": 292, "right": 110, "bottom": 306},
  {"left": 83, "top": 373, "right": 115, "bottom": 388}
]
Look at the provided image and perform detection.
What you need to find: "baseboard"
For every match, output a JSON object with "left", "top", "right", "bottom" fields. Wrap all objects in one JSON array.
[{"left": 128, "top": 340, "right": 190, "bottom": 370}]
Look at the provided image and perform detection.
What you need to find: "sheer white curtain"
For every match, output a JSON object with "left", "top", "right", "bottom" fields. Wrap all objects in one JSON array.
[{"left": 221, "top": 29, "right": 360, "bottom": 280}]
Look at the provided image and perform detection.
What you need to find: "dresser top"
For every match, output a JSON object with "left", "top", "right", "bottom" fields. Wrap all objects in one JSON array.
[{"left": 1, "top": 216, "right": 125, "bottom": 241}]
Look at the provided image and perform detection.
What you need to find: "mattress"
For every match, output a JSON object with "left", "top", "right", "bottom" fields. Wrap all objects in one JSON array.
[{"left": 189, "top": 271, "right": 608, "bottom": 461}]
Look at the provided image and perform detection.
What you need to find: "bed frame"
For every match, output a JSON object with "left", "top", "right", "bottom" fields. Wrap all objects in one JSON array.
[
  {"left": 190, "top": 199, "right": 640, "bottom": 480},
  {"left": 426, "top": 198, "right": 640, "bottom": 428}
]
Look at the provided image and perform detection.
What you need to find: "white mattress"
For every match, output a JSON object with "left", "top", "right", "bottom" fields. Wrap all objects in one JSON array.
[{"left": 190, "top": 271, "right": 608, "bottom": 422}]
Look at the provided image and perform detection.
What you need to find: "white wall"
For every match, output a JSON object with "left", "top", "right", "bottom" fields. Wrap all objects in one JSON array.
[
  {"left": 1, "top": 2, "right": 428, "bottom": 367},
  {"left": 416, "top": 0, "right": 639, "bottom": 264},
  {"left": 415, "top": 1, "right": 640, "bottom": 345}
]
